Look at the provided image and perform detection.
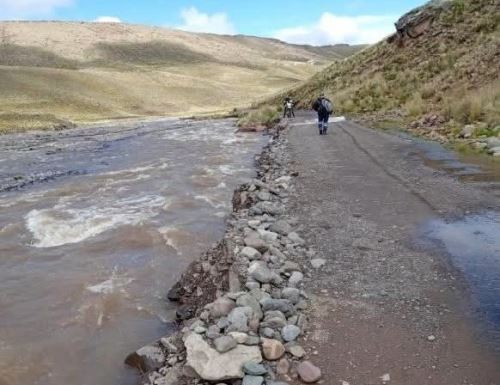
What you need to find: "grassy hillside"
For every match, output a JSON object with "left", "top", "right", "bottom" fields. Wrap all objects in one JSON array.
[
  {"left": 281, "top": 0, "right": 499, "bottom": 142},
  {"left": 0, "top": 21, "right": 363, "bottom": 133}
]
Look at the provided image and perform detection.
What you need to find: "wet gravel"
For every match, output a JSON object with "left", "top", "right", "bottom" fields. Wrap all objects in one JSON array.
[{"left": 284, "top": 112, "right": 500, "bottom": 384}]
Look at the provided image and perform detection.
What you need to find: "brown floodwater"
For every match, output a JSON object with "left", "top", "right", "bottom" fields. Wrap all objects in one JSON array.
[{"left": 0, "top": 118, "right": 266, "bottom": 385}]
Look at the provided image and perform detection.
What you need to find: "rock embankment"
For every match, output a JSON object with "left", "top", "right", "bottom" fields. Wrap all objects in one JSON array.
[{"left": 126, "top": 123, "right": 322, "bottom": 385}]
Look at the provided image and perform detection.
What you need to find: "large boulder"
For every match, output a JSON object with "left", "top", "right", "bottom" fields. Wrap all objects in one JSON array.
[{"left": 184, "top": 333, "right": 262, "bottom": 381}]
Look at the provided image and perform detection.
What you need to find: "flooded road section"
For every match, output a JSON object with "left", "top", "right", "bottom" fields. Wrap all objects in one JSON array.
[
  {"left": 0, "top": 119, "right": 266, "bottom": 385},
  {"left": 421, "top": 212, "right": 500, "bottom": 352},
  {"left": 406, "top": 135, "right": 500, "bottom": 352}
]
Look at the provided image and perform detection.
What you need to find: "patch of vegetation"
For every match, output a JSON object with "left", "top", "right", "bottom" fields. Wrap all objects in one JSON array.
[
  {"left": 0, "top": 43, "right": 79, "bottom": 69},
  {"left": 94, "top": 41, "right": 217, "bottom": 66},
  {"left": 237, "top": 106, "right": 281, "bottom": 129},
  {"left": 442, "top": 82, "right": 500, "bottom": 127},
  {"left": 475, "top": 125, "right": 500, "bottom": 138},
  {"left": 0, "top": 112, "right": 73, "bottom": 134}
]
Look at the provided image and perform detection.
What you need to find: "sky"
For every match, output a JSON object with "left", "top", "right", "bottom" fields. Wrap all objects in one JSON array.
[{"left": 0, "top": 0, "right": 427, "bottom": 45}]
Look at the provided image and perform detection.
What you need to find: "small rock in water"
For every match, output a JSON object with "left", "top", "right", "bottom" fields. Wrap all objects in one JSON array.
[
  {"left": 167, "top": 285, "right": 184, "bottom": 301},
  {"left": 243, "top": 362, "right": 268, "bottom": 376},
  {"left": 297, "top": 361, "right": 322, "bottom": 383},
  {"left": 125, "top": 345, "right": 165, "bottom": 372},
  {"left": 242, "top": 375, "right": 264, "bottom": 385},
  {"left": 214, "top": 336, "right": 237, "bottom": 353},
  {"left": 176, "top": 305, "right": 195, "bottom": 321}
]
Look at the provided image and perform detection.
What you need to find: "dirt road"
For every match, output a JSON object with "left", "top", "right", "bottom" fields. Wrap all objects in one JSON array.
[{"left": 285, "top": 113, "right": 500, "bottom": 384}]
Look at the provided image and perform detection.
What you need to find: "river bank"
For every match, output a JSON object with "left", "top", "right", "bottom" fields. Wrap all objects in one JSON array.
[{"left": 127, "top": 121, "right": 326, "bottom": 385}]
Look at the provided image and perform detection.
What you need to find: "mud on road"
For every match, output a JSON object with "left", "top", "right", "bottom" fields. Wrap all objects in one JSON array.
[{"left": 285, "top": 112, "right": 500, "bottom": 385}]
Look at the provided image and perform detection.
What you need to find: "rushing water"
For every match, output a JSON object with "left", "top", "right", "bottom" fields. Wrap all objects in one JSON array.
[{"left": 0, "top": 118, "right": 265, "bottom": 385}]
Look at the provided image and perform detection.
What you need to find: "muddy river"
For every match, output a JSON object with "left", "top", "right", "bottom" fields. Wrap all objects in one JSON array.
[{"left": 0, "top": 118, "right": 265, "bottom": 385}]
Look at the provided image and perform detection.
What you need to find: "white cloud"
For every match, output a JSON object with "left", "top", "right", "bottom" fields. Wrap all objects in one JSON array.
[
  {"left": 0, "top": 0, "right": 73, "bottom": 19},
  {"left": 177, "top": 6, "right": 236, "bottom": 35},
  {"left": 94, "top": 16, "right": 122, "bottom": 23},
  {"left": 274, "top": 13, "right": 396, "bottom": 46}
]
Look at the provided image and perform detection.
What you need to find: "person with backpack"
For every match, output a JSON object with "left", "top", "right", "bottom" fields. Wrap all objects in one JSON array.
[{"left": 312, "top": 93, "right": 333, "bottom": 135}]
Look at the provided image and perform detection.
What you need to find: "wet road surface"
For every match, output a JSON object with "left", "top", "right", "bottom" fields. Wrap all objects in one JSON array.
[{"left": 285, "top": 112, "right": 500, "bottom": 384}]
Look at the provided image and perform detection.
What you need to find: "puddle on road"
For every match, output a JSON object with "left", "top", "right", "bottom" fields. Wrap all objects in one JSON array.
[
  {"left": 420, "top": 212, "right": 500, "bottom": 351},
  {"left": 398, "top": 133, "right": 500, "bottom": 187}
]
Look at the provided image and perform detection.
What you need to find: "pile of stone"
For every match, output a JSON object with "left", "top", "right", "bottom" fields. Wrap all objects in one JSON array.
[{"left": 127, "top": 125, "right": 323, "bottom": 385}]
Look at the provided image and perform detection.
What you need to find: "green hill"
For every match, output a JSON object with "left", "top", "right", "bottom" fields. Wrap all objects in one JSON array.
[{"left": 280, "top": 0, "right": 499, "bottom": 141}]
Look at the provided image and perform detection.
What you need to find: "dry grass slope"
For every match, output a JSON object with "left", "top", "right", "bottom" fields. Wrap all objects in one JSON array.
[{"left": 0, "top": 21, "right": 364, "bottom": 133}]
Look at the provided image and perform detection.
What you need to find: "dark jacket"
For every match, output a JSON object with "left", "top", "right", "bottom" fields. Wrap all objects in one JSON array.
[{"left": 312, "top": 97, "right": 332, "bottom": 114}]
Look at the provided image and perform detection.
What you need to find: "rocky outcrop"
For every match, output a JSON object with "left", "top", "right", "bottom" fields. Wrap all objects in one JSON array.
[
  {"left": 128, "top": 123, "right": 323, "bottom": 385},
  {"left": 389, "top": 0, "right": 453, "bottom": 43}
]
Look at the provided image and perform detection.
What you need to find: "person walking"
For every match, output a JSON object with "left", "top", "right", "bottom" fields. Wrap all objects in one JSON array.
[
  {"left": 283, "top": 97, "right": 295, "bottom": 118},
  {"left": 312, "top": 94, "right": 333, "bottom": 135}
]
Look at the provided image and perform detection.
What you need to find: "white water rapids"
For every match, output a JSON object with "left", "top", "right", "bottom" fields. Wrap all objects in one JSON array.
[{"left": 0, "top": 118, "right": 266, "bottom": 385}]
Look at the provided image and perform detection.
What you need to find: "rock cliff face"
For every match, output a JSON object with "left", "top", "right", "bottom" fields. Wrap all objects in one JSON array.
[{"left": 391, "top": 0, "right": 453, "bottom": 42}]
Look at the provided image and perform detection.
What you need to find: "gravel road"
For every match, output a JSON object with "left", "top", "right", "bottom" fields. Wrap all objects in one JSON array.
[{"left": 285, "top": 112, "right": 500, "bottom": 384}]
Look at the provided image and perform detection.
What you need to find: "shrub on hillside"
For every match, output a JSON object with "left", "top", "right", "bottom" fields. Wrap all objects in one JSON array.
[{"left": 237, "top": 106, "right": 281, "bottom": 129}]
